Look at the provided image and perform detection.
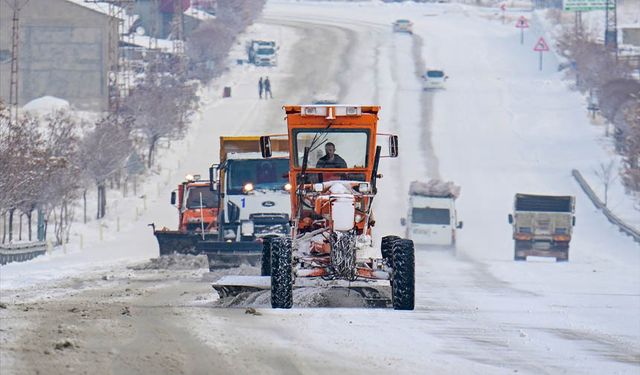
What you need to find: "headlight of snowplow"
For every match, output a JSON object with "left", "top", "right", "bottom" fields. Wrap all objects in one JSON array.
[
  {"left": 358, "top": 183, "right": 370, "bottom": 193},
  {"left": 241, "top": 220, "right": 255, "bottom": 236},
  {"left": 243, "top": 183, "right": 254, "bottom": 193},
  {"left": 284, "top": 183, "right": 292, "bottom": 191}
]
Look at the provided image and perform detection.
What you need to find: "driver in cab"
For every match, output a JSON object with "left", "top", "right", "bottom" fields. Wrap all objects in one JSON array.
[{"left": 315, "top": 142, "right": 347, "bottom": 168}]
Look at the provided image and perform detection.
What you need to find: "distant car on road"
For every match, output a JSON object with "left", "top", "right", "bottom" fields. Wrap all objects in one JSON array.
[
  {"left": 393, "top": 19, "right": 413, "bottom": 34},
  {"left": 422, "top": 69, "right": 448, "bottom": 89}
]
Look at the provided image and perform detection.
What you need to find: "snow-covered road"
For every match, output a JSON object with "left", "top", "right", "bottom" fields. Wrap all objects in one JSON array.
[{"left": 1, "top": 1, "right": 638, "bottom": 374}]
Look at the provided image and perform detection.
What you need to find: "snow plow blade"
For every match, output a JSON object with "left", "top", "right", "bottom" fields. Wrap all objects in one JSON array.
[
  {"left": 212, "top": 276, "right": 391, "bottom": 307},
  {"left": 195, "top": 241, "right": 263, "bottom": 269},
  {"left": 153, "top": 231, "right": 219, "bottom": 256}
]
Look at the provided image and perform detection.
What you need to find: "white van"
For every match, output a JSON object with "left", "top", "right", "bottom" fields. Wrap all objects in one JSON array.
[
  {"left": 402, "top": 181, "right": 462, "bottom": 247},
  {"left": 422, "top": 69, "right": 448, "bottom": 90}
]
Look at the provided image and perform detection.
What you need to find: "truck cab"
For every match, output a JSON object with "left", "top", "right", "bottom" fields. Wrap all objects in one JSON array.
[
  {"left": 402, "top": 180, "right": 462, "bottom": 247},
  {"left": 215, "top": 137, "right": 291, "bottom": 243},
  {"left": 247, "top": 40, "right": 278, "bottom": 66},
  {"left": 174, "top": 176, "right": 220, "bottom": 233}
]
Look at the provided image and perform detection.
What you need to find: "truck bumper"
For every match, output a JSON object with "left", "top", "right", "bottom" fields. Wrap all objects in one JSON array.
[
  {"left": 195, "top": 240, "right": 263, "bottom": 269},
  {"left": 153, "top": 231, "right": 219, "bottom": 256},
  {"left": 514, "top": 241, "right": 569, "bottom": 262}
]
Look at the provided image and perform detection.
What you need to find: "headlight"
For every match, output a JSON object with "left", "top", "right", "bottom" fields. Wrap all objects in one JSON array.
[
  {"left": 355, "top": 214, "right": 364, "bottom": 223},
  {"left": 243, "top": 183, "right": 254, "bottom": 193},
  {"left": 241, "top": 220, "right": 254, "bottom": 236},
  {"left": 358, "top": 183, "right": 370, "bottom": 193},
  {"left": 313, "top": 183, "right": 323, "bottom": 192},
  {"left": 223, "top": 229, "right": 236, "bottom": 240},
  {"left": 185, "top": 174, "right": 194, "bottom": 182},
  {"left": 284, "top": 183, "right": 292, "bottom": 191}
]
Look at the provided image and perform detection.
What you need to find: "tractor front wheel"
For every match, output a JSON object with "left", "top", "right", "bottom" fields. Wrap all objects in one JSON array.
[
  {"left": 261, "top": 236, "right": 275, "bottom": 276},
  {"left": 392, "top": 239, "right": 415, "bottom": 310},
  {"left": 382, "top": 235, "right": 401, "bottom": 264},
  {"left": 270, "top": 237, "right": 293, "bottom": 309}
]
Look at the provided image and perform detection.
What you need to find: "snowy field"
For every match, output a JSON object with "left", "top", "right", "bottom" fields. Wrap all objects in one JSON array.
[{"left": 1, "top": 1, "right": 639, "bottom": 374}]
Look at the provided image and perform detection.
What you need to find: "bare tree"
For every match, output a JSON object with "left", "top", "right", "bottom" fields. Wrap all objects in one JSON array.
[
  {"left": 79, "top": 115, "right": 133, "bottom": 219},
  {"left": 594, "top": 160, "right": 617, "bottom": 207},
  {"left": 186, "top": 0, "right": 266, "bottom": 81},
  {"left": 39, "top": 110, "right": 83, "bottom": 245},
  {"left": 622, "top": 101, "right": 640, "bottom": 196},
  {"left": 123, "top": 66, "right": 198, "bottom": 167}
]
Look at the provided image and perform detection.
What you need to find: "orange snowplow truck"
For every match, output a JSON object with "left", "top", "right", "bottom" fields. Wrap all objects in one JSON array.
[
  {"left": 151, "top": 175, "right": 220, "bottom": 255},
  {"left": 259, "top": 105, "right": 416, "bottom": 310}
]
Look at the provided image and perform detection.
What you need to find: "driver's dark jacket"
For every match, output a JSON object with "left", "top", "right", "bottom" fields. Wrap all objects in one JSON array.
[{"left": 316, "top": 154, "right": 347, "bottom": 168}]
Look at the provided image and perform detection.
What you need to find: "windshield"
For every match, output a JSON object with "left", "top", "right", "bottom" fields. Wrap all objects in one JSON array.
[
  {"left": 227, "top": 158, "right": 289, "bottom": 194},
  {"left": 426, "top": 70, "right": 445, "bottom": 78},
  {"left": 293, "top": 129, "right": 369, "bottom": 169},
  {"left": 412, "top": 208, "right": 450, "bottom": 225},
  {"left": 257, "top": 48, "right": 275, "bottom": 55},
  {"left": 185, "top": 186, "right": 219, "bottom": 209}
]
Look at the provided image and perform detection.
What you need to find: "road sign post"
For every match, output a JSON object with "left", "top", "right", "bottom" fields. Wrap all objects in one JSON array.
[
  {"left": 533, "top": 37, "right": 550, "bottom": 71},
  {"left": 515, "top": 16, "right": 529, "bottom": 45}
]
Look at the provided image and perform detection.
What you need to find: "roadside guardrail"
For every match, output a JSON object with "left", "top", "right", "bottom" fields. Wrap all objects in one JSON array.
[
  {"left": 0, "top": 241, "right": 48, "bottom": 265},
  {"left": 572, "top": 169, "right": 640, "bottom": 243}
]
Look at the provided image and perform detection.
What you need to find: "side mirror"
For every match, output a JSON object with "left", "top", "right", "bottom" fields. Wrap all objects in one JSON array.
[
  {"left": 508, "top": 214, "right": 513, "bottom": 224},
  {"left": 260, "top": 136, "right": 272, "bottom": 158},
  {"left": 457, "top": 221, "right": 463, "bottom": 229},
  {"left": 227, "top": 201, "right": 240, "bottom": 223},
  {"left": 170, "top": 191, "right": 176, "bottom": 205},
  {"left": 400, "top": 217, "right": 406, "bottom": 226},
  {"left": 208, "top": 166, "right": 218, "bottom": 191},
  {"left": 389, "top": 135, "right": 399, "bottom": 158},
  {"left": 572, "top": 216, "right": 576, "bottom": 226}
]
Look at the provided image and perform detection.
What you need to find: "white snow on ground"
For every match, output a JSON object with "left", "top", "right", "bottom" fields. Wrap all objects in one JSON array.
[{"left": 1, "top": 1, "right": 639, "bottom": 373}]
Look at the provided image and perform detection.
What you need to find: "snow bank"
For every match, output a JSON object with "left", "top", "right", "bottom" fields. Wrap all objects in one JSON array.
[{"left": 23, "top": 96, "right": 70, "bottom": 113}]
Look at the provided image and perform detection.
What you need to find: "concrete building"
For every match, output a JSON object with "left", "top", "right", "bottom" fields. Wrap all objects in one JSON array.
[{"left": 0, "top": 0, "right": 117, "bottom": 111}]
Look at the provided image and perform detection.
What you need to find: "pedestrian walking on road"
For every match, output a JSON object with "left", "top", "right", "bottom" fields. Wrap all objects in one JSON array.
[
  {"left": 264, "top": 77, "right": 273, "bottom": 99},
  {"left": 258, "top": 77, "right": 264, "bottom": 99}
]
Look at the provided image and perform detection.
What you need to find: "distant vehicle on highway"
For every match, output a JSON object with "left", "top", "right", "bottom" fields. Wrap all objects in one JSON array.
[
  {"left": 422, "top": 69, "right": 448, "bottom": 89},
  {"left": 393, "top": 19, "right": 413, "bottom": 34}
]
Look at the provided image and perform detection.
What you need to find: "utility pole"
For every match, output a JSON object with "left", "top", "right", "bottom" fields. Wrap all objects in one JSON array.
[
  {"left": 605, "top": 0, "right": 617, "bottom": 55},
  {"left": 6, "top": 0, "right": 29, "bottom": 126},
  {"left": 171, "top": 0, "right": 186, "bottom": 79},
  {"left": 171, "top": 0, "right": 185, "bottom": 56},
  {"left": 84, "top": 0, "right": 133, "bottom": 117}
]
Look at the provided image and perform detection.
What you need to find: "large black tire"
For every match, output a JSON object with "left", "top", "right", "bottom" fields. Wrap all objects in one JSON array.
[
  {"left": 261, "top": 237, "right": 274, "bottom": 276},
  {"left": 381, "top": 235, "right": 401, "bottom": 264},
  {"left": 270, "top": 237, "right": 293, "bottom": 309},
  {"left": 392, "top": 239, "right": 415, "bottom": 310},
  {"left": 553, "top": 243, "right": 570, "bottom": 262},
  {"left": 514, "top": 240, "right": 528, "bottom": 261}
]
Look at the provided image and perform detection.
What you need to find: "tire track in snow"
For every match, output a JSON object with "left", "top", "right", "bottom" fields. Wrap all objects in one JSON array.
[{"left": 412, "top": 33, "right": 441, "bottom": 180}]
